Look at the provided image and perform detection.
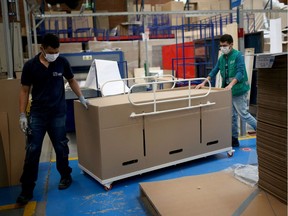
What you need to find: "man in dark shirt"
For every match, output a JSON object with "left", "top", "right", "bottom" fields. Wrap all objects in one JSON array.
[{"left": 17, "top": 33, "right": 89, "bottom": 205}]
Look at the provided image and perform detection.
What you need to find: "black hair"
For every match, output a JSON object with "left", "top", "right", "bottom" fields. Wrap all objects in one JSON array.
[
  {"left": 42, "top": 33, "right": 60, "bottom": 49},
  {"left": 220, "top": 34, "right": 233, "bottom": 44}
]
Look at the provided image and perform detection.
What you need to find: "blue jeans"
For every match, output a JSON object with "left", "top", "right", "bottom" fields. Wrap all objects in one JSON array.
[
  {"left": 20, "top": 113, "right": 72, "bottom": 190},
  {"left": 232, "top": 93, "right": 257, "bottom": 138}
]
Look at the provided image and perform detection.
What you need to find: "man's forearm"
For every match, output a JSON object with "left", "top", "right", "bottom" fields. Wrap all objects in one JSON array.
[
  {"left": 19, "top": 87, "right": 30, "bottom": 114},
  {"left": 68, "top": 78, "right": 82, "bottom": 98}
]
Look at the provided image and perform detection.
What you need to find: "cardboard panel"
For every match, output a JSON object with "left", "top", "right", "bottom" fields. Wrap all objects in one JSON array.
[
  {"left": 0, "top": 133, "right": 8, "bottom": 187},
  {"left": 0, "top": 79, "right": 26, "bottom": 186},
  {"left": 0, "top": 113, "right": 10, "bottom": 172},
  {"left": 140, "top": 172, "right": 256, "bottom": 216},
  {"left": 201, "top": 107, "right": 232, "bottom": 150},
  {"left": 225, "top": 23, "right": 238, "bottom": 50},
  {"left": 74, "top": 104, "right": 102, "bottom": 177},
  {"left": 242, "top": 191, "right": 287, "bottom": 216},
  {"left": 100, "top": 124, "right": 145, "bottom": 179},
  {"left": 144, "top": 108, "right": 201, "bottom": 166},
  {"left": 140, "top": 172, "right": 287, "bottom": 216}
]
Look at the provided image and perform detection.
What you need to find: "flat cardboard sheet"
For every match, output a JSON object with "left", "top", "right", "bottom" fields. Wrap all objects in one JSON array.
[
  {"left": 0, "top": 79, "right": 25, "bottom": 186},
  {"left": 0, "top": 112, "right": 10, "bottom": 186},
  {"left": 140, "top": 172, "right": 287, "bottom": 216}
]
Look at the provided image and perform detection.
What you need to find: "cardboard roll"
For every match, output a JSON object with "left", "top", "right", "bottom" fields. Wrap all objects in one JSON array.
[{"left": 45, "top": 0, "right": 81, "bottom": 9}]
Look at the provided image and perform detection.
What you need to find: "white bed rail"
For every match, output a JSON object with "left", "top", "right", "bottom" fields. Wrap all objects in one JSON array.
[
  {"left": 128, "top": 78, "right": 215, "bottom": 118},
  {"left": 100, "top": 74, "right": 176, "bottom": 95}
]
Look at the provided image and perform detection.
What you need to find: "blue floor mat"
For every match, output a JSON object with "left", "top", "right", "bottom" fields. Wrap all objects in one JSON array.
[{"left": 0, "top": 138, "right": 257, "bottom": 216}]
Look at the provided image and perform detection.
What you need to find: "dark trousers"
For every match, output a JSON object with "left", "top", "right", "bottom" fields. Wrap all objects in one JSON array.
[{"left": 20, "top": 113, "right": 72, "bottom": 193}]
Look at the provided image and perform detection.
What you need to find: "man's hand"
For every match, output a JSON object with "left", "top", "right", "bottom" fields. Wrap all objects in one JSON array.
[
  {"left": 225, "top": 85, "right": 233, "bottom": 90},
  {"left": 79, "top": 95, "right": 90, "bottom": 109},
  {"left": 19, "top": 112, "right": 28, "bottom": 133},
  {"left": 225, "top": 78, "right": 237, "bottom": 90},
  {"left": 195, "top": 82, "right": 206, "bottom": 89}
]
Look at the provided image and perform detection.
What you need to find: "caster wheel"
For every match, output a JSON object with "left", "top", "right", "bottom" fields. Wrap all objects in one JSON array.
[
  {"left": 104, "top": 185, "right": 112, "bottom": 191},
  {"left": 227, "top": 152, "right": 234, "bottom": 157},
  {"left": 227, "top": 150, "right": 235, "bottom": 158}
]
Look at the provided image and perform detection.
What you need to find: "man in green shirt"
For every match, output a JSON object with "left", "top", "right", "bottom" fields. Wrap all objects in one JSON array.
[{"left": 196, "top": 34, "right": 257, "bottom": 147}]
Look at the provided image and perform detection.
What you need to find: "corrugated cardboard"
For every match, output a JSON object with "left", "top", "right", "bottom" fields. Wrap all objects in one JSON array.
[
  {"left": 241, "top": 190, "right": 287, "bottom": 216},
  {"left": 89, "top": 40, "right": 140, "bottom": 78},
  {"left": 256, "top": 53, "right": 287, "bottom": 204},
  {"left": 140, "top": 172, "right": 287, "bottom": 216},
  {"left": 161, "top": 1, "right": 184, "bottom": 26},
  {"left": 0, "top": 79, "right": 26, "bottom": 186},
  {"left": 0, "top": 122, "right": 9, "bottom": 187},
  {"left": 74, "top": 88, "right": 232, "bottom": 183},
  {"left": 71, "top": 10, "right": 94, "bottom": 37},
  {"left": 162, "top": 1, "right": 184, "bottom": 11}
]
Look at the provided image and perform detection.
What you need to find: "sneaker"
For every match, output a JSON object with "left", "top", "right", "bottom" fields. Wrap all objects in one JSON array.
[
  {"left": 16, "top": 193, "right": 33, "bottom": 205},
  {"left": 232, "top": 137, "right": 240, "bottom": 147},
  {"left": 58, "top": 175, "right": 72, "bottom": 190}
]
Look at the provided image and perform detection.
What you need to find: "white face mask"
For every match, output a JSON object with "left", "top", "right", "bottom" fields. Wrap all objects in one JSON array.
[
  {"left": 44, "top": 53, "right": 59, "bottom": 62},
  {"left": 220, "top": 46, "right": 231, "bottom": 55}
]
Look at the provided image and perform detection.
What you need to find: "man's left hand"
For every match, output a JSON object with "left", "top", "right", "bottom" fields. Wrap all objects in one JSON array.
[
  {"left": 79, "top": 95, "right": 90, "bottom": 109},
  {"left": 225, "top": 85, "right": 233, "bottom": 90}
]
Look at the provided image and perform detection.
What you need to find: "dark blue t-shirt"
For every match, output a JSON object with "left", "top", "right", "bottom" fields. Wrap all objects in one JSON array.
[{"left": 21, "top": 53, "right": 74, "bottom": 116}]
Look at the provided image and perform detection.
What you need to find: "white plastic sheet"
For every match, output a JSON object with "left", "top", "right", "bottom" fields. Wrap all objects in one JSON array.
[
  {"left": 84, "top": 59, "right": 129, "bottom": 96},
  {"left": 225, "top": 164, "right": 259, "bottom": 187}
]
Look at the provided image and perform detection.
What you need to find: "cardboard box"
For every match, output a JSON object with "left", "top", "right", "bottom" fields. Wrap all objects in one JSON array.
[
  {"left": 161, "top": 1, "right": 184, "bottom": 11},
  {"left": 95, "top": 11, "right": 109, "bottom": 31},
  {"left": 161, "top": 1, "right": 184, "bottom": 26},
  {"left": 89, "top": 40, "right": 140, "bottom": 78},
  {"left": 71, "top": 10, "right": 94, "bottom": 37},
  {"left": 0, "top": 79, "right": 26, "bottom": 186},
  {"left": 154, "top": 4, "right": 162, "bottom": 12},
  {"left": 74, "top": 87, "right": 232, "bottom": 184}
]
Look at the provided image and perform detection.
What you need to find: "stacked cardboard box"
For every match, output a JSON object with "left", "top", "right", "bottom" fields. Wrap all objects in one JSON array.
[
  {"left": 161, "top": 1, "right": 184, "bottom": 26},
  {"left": 256, "top": 53, "right": 287, "bottom": 204},
  {"left": 88, "top": 39, "right": 190, "bottom": 78}
]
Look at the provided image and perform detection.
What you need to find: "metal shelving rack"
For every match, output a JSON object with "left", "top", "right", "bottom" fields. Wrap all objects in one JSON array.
[
  {"left": 1, "top": 0, "right": 21, "bottom": 79},
  {"left": 22, "top": 1, "right": 285, "bottom": 74}
]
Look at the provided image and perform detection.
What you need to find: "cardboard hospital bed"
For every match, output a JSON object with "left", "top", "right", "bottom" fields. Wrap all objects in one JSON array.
[{"left": 74, "top": 76, "right": 233, "bottom": 189}]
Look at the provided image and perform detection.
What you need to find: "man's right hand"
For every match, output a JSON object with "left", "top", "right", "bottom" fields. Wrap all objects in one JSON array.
[
  {"left": 19, "top": 112, "right": 28, "bottom": 133},
  {"left": 195, "top": 82, "right": 205, "bottom": 89}
]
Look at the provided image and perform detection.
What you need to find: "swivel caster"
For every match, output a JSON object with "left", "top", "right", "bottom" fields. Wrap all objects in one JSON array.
[
  {"left": 104, "top": 184, "right": 112, "bottom": 191},
  {"left": 227, "top": 149, "right": 235, "bottom": 157}
]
